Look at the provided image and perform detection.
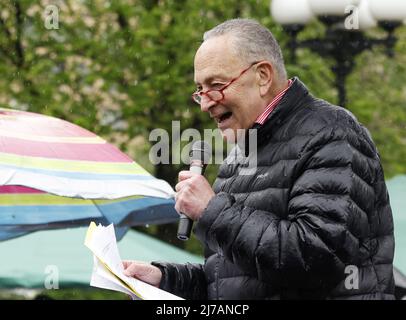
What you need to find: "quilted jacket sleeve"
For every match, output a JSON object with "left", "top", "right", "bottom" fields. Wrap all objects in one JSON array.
[
  {"left": 151, "top": 261, "right": 207, "bottom": 300},
  {"left": 194, "top": 123, "right": 381, "bottom": 291}
]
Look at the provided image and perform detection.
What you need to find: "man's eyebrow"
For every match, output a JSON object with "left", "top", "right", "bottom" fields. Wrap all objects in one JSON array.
[{"left": 195, "top": 75, "right": 227, "bottom": 86}]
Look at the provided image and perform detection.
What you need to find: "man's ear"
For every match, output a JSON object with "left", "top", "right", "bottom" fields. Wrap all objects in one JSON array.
[{"left": 256, "top": 62, "right": 274, "bottom": 96}]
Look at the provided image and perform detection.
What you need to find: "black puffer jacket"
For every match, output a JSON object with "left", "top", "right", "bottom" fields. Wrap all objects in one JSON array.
[{"left": 152, "top": 78, "right": 395, "bottom": 300}]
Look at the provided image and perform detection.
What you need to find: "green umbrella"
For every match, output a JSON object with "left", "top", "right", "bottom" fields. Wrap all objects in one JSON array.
[
  {"left": 387, "top": 175, "right": 406, "bottom": 275},
  {"left": 0, "top": 227, "right": 202, "bottom": 289}
]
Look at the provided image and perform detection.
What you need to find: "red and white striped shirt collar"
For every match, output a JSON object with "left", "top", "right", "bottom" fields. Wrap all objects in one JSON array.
[{"left": 254, "top": 79, "right": 293, "bottom": 125}]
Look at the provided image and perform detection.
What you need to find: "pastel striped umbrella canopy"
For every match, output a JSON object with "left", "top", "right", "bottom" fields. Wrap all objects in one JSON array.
[{"left": 0, "top": 108, "right": 177, "bottom": 241}]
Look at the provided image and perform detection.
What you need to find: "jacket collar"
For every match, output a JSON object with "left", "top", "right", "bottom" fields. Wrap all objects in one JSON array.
[
  {"left": 238, "top": 77, "right": 311, "bottom": 155},
  {"left": 252, "top": 77, "right": 312, "bottom": 144}
]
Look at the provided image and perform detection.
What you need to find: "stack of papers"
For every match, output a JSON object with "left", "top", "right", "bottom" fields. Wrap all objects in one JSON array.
[{"left": 84, "top": 222, "right": 182, "bottom": 300}]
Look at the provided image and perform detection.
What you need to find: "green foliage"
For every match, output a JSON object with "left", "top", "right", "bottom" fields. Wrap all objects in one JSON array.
[
  {"left": 1, "top": 0, "right": 405, "bottom": 256},
  {"left": 34, "top": 288, "right": 129, "bottom": 300},
  {"left": 0, "top": 288, "right": 129, "bottom": 300}
]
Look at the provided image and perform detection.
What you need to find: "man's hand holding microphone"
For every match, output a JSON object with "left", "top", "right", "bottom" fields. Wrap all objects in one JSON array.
[{"left": 122, "top": 141, "right": 214, "bottom": 287}]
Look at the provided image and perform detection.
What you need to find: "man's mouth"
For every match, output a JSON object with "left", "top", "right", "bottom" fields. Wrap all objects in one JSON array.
[{"left": 215, "top": 112, "right": 233, "bottom": 124}]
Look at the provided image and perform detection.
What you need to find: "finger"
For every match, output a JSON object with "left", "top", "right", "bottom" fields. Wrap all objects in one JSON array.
[
  {"left": 175, "top": 180, "right": 190, "bottom": 192},
  {"left": 176, "top": 175, "right": 208, "bottom": 193},
  {"left": 124, "top": 263, "right": 151, "bottom": 279},
  {"left": 174, "top": 198, "right": 182, "bottom": 213},
  {"left": 122, "top": 260, "right": 144, "bottom": 271},
  {"left": 175, "top": 193, "right": 188, "bottom": 215},
  {"left": 178, "top": 170, "right": 197, "bottom": 181},
  {"left": 123, "top": 262, "right": 140, "bottom": 277}
]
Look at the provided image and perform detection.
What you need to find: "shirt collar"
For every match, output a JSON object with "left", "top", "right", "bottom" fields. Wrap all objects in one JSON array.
[{"left": 254, "top": 79, "right": 293, "bottom": 125}]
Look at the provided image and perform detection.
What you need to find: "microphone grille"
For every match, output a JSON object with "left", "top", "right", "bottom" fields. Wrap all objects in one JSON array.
[{"left": 190, "top": 140, "right": 211, "bottom": 164}]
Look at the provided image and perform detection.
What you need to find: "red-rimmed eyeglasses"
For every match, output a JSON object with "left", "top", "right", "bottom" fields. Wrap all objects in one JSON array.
[{"left": 192, "top": 61, "right": 261, "bottom": 105}]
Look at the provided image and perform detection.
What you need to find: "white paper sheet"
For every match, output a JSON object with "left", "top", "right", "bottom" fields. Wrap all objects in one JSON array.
[{"left": 84, "top": 222, "right": 183, "bottom": 300}]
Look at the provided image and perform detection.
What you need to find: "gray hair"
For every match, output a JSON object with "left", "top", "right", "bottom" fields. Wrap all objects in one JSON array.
[{"left": 203, "top": 18, "right": 287, "bottom": 81}]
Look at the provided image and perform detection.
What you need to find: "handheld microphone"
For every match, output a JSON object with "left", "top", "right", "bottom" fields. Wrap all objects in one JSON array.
[{"left": 177, "top": 140, "right": 211, "bottom": 241}]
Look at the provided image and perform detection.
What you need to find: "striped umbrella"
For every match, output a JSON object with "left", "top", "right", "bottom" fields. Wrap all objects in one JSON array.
[{"left": 0, "top": 108, "right": 177, "bottom": 241}]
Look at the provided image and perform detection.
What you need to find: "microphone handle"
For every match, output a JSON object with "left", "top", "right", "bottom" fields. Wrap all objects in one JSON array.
[
  {"left": 177, "top": 164, "right": 205, "bottom": 241},
  {"left": 177, "top": 214, "right": 193, "bottom": 241}
]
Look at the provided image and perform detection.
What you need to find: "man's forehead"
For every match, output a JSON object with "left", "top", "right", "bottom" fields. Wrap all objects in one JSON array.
[
  {"left": 194, "top": 62, "right": 230, "bottom": 84},
  {"left": 194, "top": 36, "right": 242, "bottom": 84}
]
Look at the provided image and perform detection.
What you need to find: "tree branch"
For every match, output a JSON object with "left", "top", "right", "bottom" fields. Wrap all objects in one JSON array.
[{"left": 13, "top": 0, "right": 24, "bottom": 68}]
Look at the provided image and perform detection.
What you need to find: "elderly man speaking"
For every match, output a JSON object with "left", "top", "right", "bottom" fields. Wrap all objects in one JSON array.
[{"left": 123, "top": 18, "right": 395, "bottom": 300}]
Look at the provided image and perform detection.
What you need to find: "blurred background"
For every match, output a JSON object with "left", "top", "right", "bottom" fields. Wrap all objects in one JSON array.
[{"left": 0, "top": 0, "right": 405, "bottom": 299}]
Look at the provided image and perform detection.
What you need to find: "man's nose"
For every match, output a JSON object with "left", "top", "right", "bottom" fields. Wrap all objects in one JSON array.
[{"left": 200, "top": 96, "right": 217, "bottom": 112}]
